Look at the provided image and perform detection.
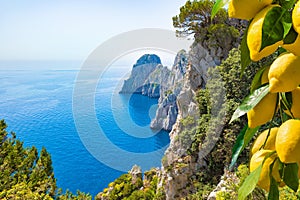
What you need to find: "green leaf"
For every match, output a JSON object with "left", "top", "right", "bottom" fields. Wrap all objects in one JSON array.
[
  {"left": 229, "top": 125, "right": 259, "bottom": 170},
  {"left": 268, "top": 176, "right": 279, "bottom": 200},
  {"left": 240, "top": 24, "right": 251, "bottom": 77},
  {"left": 283, "top": 163, "right": 299, "bottom": 192},
  {"left": 283, "top": 27, "right": 298, "bottom": 44},
  {"left": 261, "top": 7, "right": 292, "bottom": 50},
  {"left": 250, "top": 66, "right": 268, "bottom": 93},
  {"left": 239, "top": 152, "right": 276, "bottom": 200},
  {"left": 238, "top": 164, "right": 262, "bottom": 200},
  {"left": 281, "top": 92, "right": 293, "bottom": 111},
  {"left": 230, "top": 85, "right": 269, "bottom": 123},
  {"left": 211, "top": 0, "right": 229, "bottom": 19},
  {"left": 279, "top": 0, "right": 297, "bottom": 10}
]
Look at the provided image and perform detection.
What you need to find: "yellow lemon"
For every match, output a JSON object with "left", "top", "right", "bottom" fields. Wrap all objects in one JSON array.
[
  {"left": 284, "top": 87, "right": 300, "bottom": 118},
  {"left": 251, "top": 128, "right": 278, "bottom": 156},
  {"left": 293, "top": 1, "right": 300, "bottom": 34},
  {"left": 282, "top": 35, "right": 300, "bottom": 56},
  {"left": 247, "top": 93, "right": 278, "bottom": 128},
  {"left": 268, "top": 53, "right": 300, "bottom": 93},
  {"left": 276, "top": 119, "right": 300, "bottom": 163},
  {"left": 261, "top": 66, "right": 270, "bottom": 85},
  {"left": 247, "top": 5, "right": 282, "bottom": 61},
  {"left": 228, "top": 0, "right": 272, "bottom": 20},
  {"left": 250, "top": 150, "right": 281, "bottom": 191}
]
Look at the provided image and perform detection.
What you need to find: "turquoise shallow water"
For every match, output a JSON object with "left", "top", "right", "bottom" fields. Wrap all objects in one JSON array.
[{"left": 0, "top": 68, "right": 170, "bottom": 196}]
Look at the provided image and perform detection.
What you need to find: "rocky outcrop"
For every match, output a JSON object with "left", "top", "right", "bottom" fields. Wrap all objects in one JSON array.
[
  {"left": 150, "top": 50, "right": 188, "bottom": 131},
  {"left": 207, "top": 170, "right": 239, "bottom": 200},
  {"left": 130, "top": 165, "right": 142, "bottom": 185},
  {"left": 120, "top": 51, "right": 189, "bottom": 131},
  {"left": 120, "top": 54, "right": 161, "bottom": 94}
]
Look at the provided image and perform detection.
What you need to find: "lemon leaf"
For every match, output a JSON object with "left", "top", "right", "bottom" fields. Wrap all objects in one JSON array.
[
  {"left": 283, "top": 27, "right": 298, "bottom": 44},
  {"left": 229, "top": 125, "right": 259, "bottom": 170},
  {"left": 268, "top": 176, "right": 279, "bottom": 200},
  {"left": 211, "top": 0, "right": 229, "bottom": 19},
  {"left": 283, "top": 163, "right": 299, "bottom": 192},
  {"left": 279, "top": 0, "right": 297, "bottom": 9},
  {"left": 261, "top": 7, "right": 292, "bottom": 50},
  {"left": 230, "top": 85, "right": 269, "bottom": 123},
  {"left": 250, "top": 66, "right": 268, "bottom": 93},
  {"left": 240, "top": 24, "right": 251, "bottom": 77},
  {"left": 281, "top": 92, "right": 293, "bottom": 111},
  {"left": 238, "top": 164, "right": 262, "bottom": 200}
]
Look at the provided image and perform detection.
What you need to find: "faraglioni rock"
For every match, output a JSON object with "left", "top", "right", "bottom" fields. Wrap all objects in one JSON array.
[
  {"left": 120, "top": 54, "right": 162, "bottom": 94},
  {"left": 120, "top": 51, "right": 189, "bottom": 131}
]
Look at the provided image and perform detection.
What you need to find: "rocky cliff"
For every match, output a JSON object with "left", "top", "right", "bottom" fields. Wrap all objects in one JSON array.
[
  {"left": 120, "top": 54, "right": 162, "bottom": 94},
  {"left": 149, "top": 50, "right": 188, "bottom": 131},
  {"left": 159, "top": 39, "right": 239, "bottom": 199}
]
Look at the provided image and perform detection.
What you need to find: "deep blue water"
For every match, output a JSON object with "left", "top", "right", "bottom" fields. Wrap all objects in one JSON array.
[{"left": 0, "top": 67, "right": 170, "bottom": 196}]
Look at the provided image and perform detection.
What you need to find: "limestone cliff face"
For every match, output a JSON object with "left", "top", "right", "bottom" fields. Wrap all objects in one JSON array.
[
  {"left": 120, "top": 54, "right": 161, "bottom": 94},
  {"left": 159, "top": 40, "right": 237, "bottom": 200},
  {"left": 150, "top": 50, "right": 188, "bottom": 131}
]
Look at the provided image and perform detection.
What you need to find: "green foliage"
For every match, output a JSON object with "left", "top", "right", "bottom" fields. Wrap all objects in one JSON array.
[
  {"left": 230, "top": 126, "right": 260, "bottom": 170},
  {"left": 181, "top": 116, "right": 196, "bottom": 127},
  {"left": 211, "top": 0, "right": 300, "bottom": 198},
  {"left": 215, "top": 165, "right": 267, "bottom": 200},
  {"left": 187, "top": 182, "right": 214, "bottom": 199},
  {"left": 0, "top": 119, "right": 91, "bottom": 199},
  {"left": 97, "top": 168, "right": 160, "bottom": 200},
  {"left": 261, "top": 7, "right": 292, "bottom": 50},
  {"left": 177, "top": 48, "right": 259, "bottom": 184},
  {"left": 211, "top": 0, "right": 229, "bottom": 19},
  {"left": 0, "top": 119, "right": 56, "bottom": 198},
  {"left": 57, "top": 190, "right": 92, "bottom": 200},
  {"left": 230, "top": 85, "right": 269, "bottom": 123},
  {"left": 173, "top": 0, "right": 227, "bottom": 38},
  {"left": 205, "top": 23, "right": 240, "bottom": 52}
]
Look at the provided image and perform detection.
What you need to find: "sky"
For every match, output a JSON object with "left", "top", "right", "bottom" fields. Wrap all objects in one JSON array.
[{"left": 0, "top": 0, "right": 189, "bottom": 68}]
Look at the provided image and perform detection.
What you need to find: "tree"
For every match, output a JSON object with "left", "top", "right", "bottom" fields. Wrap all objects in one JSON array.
[
  {"left": 0, "top": 119, "right": 92, "bottom": 199},
  {"left": 172, "top": 0, "right": 227, "bottom": 38},
  {"left": 0, "top": 119, "right": 57, "bottom": 198}
]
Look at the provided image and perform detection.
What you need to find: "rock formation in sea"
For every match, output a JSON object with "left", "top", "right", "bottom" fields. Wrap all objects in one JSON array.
[
  {"left": 120, "top": 54, "right": 162, "bottom": 94},
  {"left": 120, "top": 50, "right": 189, "bottom": 131}
]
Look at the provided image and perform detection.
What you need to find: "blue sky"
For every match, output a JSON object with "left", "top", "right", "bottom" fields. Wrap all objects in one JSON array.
[{"left": 0, "top": 0, "right": 188, "bottom": 64}]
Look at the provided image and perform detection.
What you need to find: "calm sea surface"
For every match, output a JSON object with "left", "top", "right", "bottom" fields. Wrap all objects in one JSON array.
[{"left": 0, "top": 67, "right": 170, "bottom": 196}]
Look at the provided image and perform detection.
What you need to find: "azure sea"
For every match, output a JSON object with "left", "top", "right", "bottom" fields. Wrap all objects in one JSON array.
[{"left": 0, "top": 65, "right": 170, "bottom": 196}]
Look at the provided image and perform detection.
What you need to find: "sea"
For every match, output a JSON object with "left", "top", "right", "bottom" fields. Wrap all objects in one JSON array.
[{"left": 0, "top": 63, "right": 170, "bottom": 196}]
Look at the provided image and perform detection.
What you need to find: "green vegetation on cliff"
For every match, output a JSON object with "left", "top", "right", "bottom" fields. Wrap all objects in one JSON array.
[{"left": 96, "top": 167, "right": 161, "bottom": 200}]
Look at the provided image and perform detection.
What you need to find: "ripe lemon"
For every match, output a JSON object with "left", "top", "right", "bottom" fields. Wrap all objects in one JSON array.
[
  {"left": 261, "top": 66, "right": 270, "bottom": 84},
  {"left": 282, "top": 35, "right": 300, "bottom": 56},
  {"left": 293, "top": 1, "right": 300, "bottom": 34},
  {"left": 247, "top": 5, "right": 282, "bottom": 61},
  {"left": 284, "top": 87, "right": 300, "bottom": 118},
  {"left": 251, "top": 128, "right": 278, "bottom": 156},
  {"left": 228, "top": 0, "right": 272, "bottom": 20},
  {"left": 268, "top": 53, "right": 300, "bottom": 93},
  {"left": 250, "top": 150, "right": 281, "bottom": 191},
  {"left": 276, "top": 119, "right": 300, "bottom": 163},
  {"left": 247, "top": 93, "right": 278, "bottom": 128}
]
